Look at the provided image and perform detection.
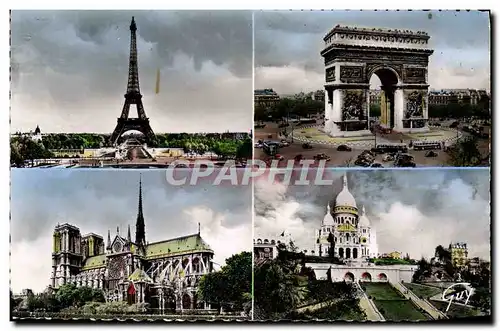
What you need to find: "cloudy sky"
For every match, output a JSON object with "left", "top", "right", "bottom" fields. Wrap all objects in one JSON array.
[
  {"left": 255, "top": 10, "right": 491, "bottom": 94},
  {"left": 11, "top": 10, "right": 253, "bottom": 133},
  {"left": 10, "top": 169, "right": 252, "bottom": 293},
  {"left": 255, "top": 169, "right": 491, "bottom": 261}
]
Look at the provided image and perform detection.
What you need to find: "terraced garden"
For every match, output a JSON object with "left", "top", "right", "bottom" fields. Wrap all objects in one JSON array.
[
  {"left": 405, "top": 283, "right": 443, "bottom": 299},
  {"left": 362, "top": 283, "right": 429, "bottom": 321},
  {"left": 430, "top": 300, "right": 482, "bottom": 319}
]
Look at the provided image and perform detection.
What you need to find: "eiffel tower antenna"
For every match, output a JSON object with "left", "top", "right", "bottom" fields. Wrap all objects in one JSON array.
[{"left": 110, "top": 16, "right": 156, "bottom": 147}]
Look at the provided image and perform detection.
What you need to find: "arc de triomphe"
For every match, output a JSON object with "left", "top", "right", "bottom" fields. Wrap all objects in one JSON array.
[{"left": 321, "top": 26, "right": 434, "bottom": 137}]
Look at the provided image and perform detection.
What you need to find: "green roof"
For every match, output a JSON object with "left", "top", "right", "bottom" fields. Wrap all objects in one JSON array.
[
  {"left": 128, "top": 268, "right": 153, "bottom": 283},
  {"left": 145, "top": 233, "right": 213, "bottom": 259},
  {"left": 82, "top": 254, "right": 106, "bottom": 270}
]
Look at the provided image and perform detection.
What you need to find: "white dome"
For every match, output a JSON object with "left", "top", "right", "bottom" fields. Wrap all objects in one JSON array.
[
  {"left": 322, "top": 204, "right": 335, "bottom": 226},
  {"left": 359, "top": 205, "right": 370, "bottom": 227},
  {"left": 335, "top": 174, "right": 357, "bottom": 208}
]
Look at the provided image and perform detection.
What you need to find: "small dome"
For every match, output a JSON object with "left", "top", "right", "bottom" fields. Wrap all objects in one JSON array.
[
  {"left": 359, "top": 205, "right": 370, "bottom": 227},
  {"left": 335, "top": 174, "right": 357, "bottom": 208},
  {"left": 322, "top": 204, "right": 335, "bottom": 226}
]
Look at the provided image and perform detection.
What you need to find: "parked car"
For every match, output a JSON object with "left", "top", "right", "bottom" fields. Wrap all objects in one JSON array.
[
  {"left": 382, "top": 154, "right": 395, "bottom": 162},
  {"left": 337, "top": 144, "right": 352, "bottom": 152},
  {"left": 314, "top": 153, "right": 331, "bottom": 161},
  {"left": 302, "top": 143, "right": 313, "bottom": 149},
  {"left": 370, "top": 163, "right": 384, "bottom": 168},
  {"left": 394, "top": 154, "right": 416, "bottom": 167},
  {"left": 354, "top": 158, "right": 371, "bottom": 167},
  {"left": 254, "top": 143, "right": 263, "bottom": 148},
  {"left": 425, "top": 151, "right": 438, "bottom": 157}
]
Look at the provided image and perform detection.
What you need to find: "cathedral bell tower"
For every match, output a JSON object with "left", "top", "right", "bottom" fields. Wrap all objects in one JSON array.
[{"left": 51, "top": 223, "right": 83, "bottom": 288}]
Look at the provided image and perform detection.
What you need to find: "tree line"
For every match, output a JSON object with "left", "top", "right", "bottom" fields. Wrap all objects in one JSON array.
[
  {"left": 10, "top": 133, "right": 252, "bottom": 166},
  {"left": 412, "top": 244, "right": 491, "bottom": 314},
  {"left": 255, "top": 94, "right": 323, "bottom": 122},
  {"left": 253, "top": 241, "right": 366, "bottom": 321},
  {"left": 254, "top": 93, "right": 490, "bottom": 123},
  {"left": 11, "top": 252, "right": 252, "bottom": 317}
]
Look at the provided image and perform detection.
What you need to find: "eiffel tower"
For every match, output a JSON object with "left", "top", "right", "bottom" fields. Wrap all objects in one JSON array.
[{"left": 110, "top": 17, "right": 156, "bottom": 146}]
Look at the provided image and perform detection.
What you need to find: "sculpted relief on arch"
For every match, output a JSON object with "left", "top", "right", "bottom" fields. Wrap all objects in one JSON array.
[
  {"left": 326, "top": 66, "right": 335, "bottom": 82},
  {"left": 403, "top": 67, "right": 427, "bottom": 84},
  {"left": 339, "top": 66, "right": 365, "bottom": 83},
  {"left": 342, "top": 90, "right": 366, "bottom": 121},
  {"left": 405, "top": 91, "right": 425, "bottom": 119}
]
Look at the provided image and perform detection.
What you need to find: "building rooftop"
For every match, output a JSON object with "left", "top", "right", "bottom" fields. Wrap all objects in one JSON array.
[{"left": 255, "top": 89, "right": 278, "bottom": 96}]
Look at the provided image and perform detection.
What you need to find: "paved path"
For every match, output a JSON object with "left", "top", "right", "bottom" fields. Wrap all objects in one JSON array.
[
  {"left": 292, "top": 125, "right": 462, "bottom": 150},
  {"left": 395, "top": 282, "right": 448, "bottom": 320},
  {"left": 296, "top": 300, "right": 336, "bottom": 313},
  {"left": 355, "top": 283, "right": 385, "bottom": 321},
  {"left": 358, "top": 295, "right": 384, "bottom": 321}
]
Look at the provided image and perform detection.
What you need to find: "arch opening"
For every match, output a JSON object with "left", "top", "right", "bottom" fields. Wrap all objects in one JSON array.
[
  {"left": 361, "top": 272, "right": 372, "bottom": 282},
  {"left": 378, "top": 273, "right": 388, "bottom": 282},
  {"left": 182, "top": 293, "right": 192, "bottom": 310},
  {"left": 370, "top": 68, "right": 400, "bottom": 130},
  {"left": 344, "top": 272, "right": 355, "bottom": 283}
]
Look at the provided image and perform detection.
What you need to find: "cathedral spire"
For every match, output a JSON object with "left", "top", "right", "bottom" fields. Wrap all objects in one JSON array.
[
  {"left": 135, "top": 174, "right": 146, "bottom": 247},
  {"left": 327, "top": 203, "right": 331, "bottom": 213},
  {"left": 117, "top": 226, "right": 120, "bottom": 235},
  {"left": 343, "top": 173, "right": 348, "bottom": 189},
  {"left": 198, "top": 222, "right": 201, "bottom": 235},
  {"left": 362, "top": 205, "right": 366, "bottom": 215},
  {"left": 127, "top": 224, "right": 131, "bottom": 242},
  {"left": 107, "top": 229, "right": 111, "bottom": 249}
]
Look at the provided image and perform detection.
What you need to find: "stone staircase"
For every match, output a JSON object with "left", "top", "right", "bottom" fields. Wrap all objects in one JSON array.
[
  {"left": 394, "top": 282, "right": 448, "bottom": 320},
  {"left": 355, "top": 282, "right": 385, "bottom": 321}
]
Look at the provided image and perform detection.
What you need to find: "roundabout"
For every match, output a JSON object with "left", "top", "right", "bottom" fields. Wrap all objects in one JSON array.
[{"left": 290, "top": 125, "right": 461, "bottom": 150}]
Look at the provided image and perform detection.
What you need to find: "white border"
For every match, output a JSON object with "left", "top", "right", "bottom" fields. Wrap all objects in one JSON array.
[
  {"left": 251, "top": 10, "right": 256, "bottom": 322},
  {"left": 4, "top": 1, "right": 498, "bottom": 330}
]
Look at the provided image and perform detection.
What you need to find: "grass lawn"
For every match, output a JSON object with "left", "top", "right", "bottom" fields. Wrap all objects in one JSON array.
[
  {"left": 405, "top": 283, "right": 442, "bottom": 299},
  {"left": 374, "top": 300, "right": 429, "bottom": 321},
  {"left": 430, "top": 300, "right": 482, "bottom": 319},
  {"left": 361, "top": 283, "right": 430, "bottom": 321},
  {"left": 362, "top": 283, "right": 403, "bottom": 300},
  {"left": 292, "top": 300, "right": 367, "bottom": 321}
]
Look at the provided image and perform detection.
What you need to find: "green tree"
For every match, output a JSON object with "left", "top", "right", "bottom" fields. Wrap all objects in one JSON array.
[
  {"left": 448, "top": 136, "right": 482, "bottom": 167},
  {"left": 198, "top": 271, "right": 228, "bottom": 313},
  {"left": 10, "top": 144, "right": 24, "bottom": 167},
  {"left": 254, "top": 105, "right": 268, "bottom": 122},
  {"left": 236, "top": 138, "right": 252, "bottom": 160},
  {"left": 435, "top": 245, "right": 452, "bottom": 263},
  {"left": 55, "top": 284, "right": 104, "bottom": 309},
  {"left": 254, "top": 261, "right": 308, "bottom": 320},
  {"left": 327, "top": 232, "right": 335, "bottom": 260},
  {"left": 198, "top": 251, "right": 252, "bottom": 313},
  {"left": 370, "top": 104, "right": 381, "bottom": 117},
  {"left": 412, "top": 258, "right": 432, "bottom": 282},
  {"left": 10, "top": 290, "right": 15, "bottom": 312}
]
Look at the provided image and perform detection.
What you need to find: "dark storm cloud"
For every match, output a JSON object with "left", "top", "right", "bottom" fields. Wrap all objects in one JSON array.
[
  {"left": 255, "top": 10, "right": 490, "bottom": 71},
  {"left": 11, "top": 10, "right": 253, "bottom": 133},
  {"left": 10, "top": 169, "right": 252, "bottom": 292},
  {"left": 254, "top": 10, "right": 490, "bottom": 93},
  {"left": 255, "top": 169, "right": 490, "bottom": 260}
]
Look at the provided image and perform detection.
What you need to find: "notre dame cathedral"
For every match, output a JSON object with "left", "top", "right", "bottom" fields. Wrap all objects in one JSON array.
[{"left": 50, "top": 176, "right": 215, "bottom": 312}]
